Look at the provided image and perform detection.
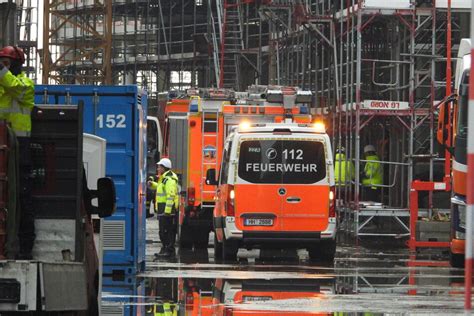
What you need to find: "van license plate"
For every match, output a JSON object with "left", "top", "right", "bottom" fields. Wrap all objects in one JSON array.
[
  {"left": 244, "top": 218, "right": 273, "bottom": 226},
  {"left": 243, "top": 296, "right": 272, "bottom": 302}
]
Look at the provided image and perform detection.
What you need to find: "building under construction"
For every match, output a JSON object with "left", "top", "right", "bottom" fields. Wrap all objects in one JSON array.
[
  {"left": 0, "top": 0, "right": 474, "bottom": 314},
  {"left": 39, "top": 0, "right": 465, "bottom": 233},
  {"left": 0, "top": 1, "right": 455, "bottom": 242}
]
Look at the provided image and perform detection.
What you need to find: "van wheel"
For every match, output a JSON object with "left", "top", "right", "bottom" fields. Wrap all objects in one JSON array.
[
  {"left": 308, "top": 240, "right": 336, "bottom": 263},
  {"left": 214, "top": 234, "right": 223, "bottom": 260},
  {"left": 450, "top": 252, "right": 464, "bottom": 268},
  {"left": 223, "top": 239, "right": 238, "bottom": 261}
]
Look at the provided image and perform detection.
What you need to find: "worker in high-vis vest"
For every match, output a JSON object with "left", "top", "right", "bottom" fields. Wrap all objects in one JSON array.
[
  {"left": 148, "top": 158, "right": 179, "bottom": 258},
  {"left": 0, "top": 46, "right": 35, "bottom": 259},
  {"left": 153, "top": 302, "right": 176, "bottom": 316},
  {"left": 362, "top": 144, "right": 383, "bottom": 202},
  {"left": 334, "top": 146, "right": 355, "bottom": 200},
  {"left": 335, "top": 147, "right": 355, "bottom": 185}
]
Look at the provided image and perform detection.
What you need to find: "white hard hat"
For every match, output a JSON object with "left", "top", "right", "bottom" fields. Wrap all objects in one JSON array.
[
  {"left": 364, "top": 145, "right": 376, "bottom": 153},
  {"left": 157, "top": 158, "right": 172, "bottom": 169}
]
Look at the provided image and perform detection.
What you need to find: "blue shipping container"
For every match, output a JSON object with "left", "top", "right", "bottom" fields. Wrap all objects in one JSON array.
[
  {"left": 101, "top": 277, "right": 146, "bottom": 315},
  {"left": 35, "top": 85, "right": 147, "bottom": 275}
]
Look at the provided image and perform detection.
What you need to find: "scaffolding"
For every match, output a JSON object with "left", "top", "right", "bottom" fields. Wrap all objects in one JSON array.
[
  {"left": 317, "top": 0, "right": 468, "bottom": 237},
  {"left": 0, "top": 2, "right": 17, "bottom": 48},
  {"left": 17, "top": 0, "right": 39, "bottom": 82},
  {"left": 39, "top": 0, "right": 470, "bottom": 238},
  {"left": 42, "top": 0, "right": 113, "bottom": 84},
  {"left": 43, "top": 1, "right": 217, "bottom": 94},
  {"left": 0, "top": 1, "right": 38, "bottom": 82}
]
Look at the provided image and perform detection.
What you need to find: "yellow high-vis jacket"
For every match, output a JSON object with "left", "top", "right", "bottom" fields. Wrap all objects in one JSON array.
[
  {"left": 0, "top": 69, "right": 34, "bottom": 135},
  {"left": 362, "top": 154, "right": 383, "bottom": 189},
  {"left": 150, "top": 170, "right": 179, "bottom": 215},
  {"left": 334, "top": 153, "right": 355, "bottom": 184}
]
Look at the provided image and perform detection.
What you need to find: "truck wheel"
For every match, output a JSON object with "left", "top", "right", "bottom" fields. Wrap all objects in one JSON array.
[
  {"left": 214, "top": 234, "right": 223, "bottom": 260},
  {"left": 179, "top": 223, "right": 193, "bottom": 249},
  {"left": 450, "top": 252, "right": 464, "bottom": 268},
  {"left": 223, "top": 239, "right": 238, "bottom": 261},
  {"left": 308, "top": 239, "right": 336, "bottom": 263}
]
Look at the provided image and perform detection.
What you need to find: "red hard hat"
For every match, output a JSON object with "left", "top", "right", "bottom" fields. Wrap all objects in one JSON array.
[{"left": 0, "top": 46, "right": 25, "bottom": 64}]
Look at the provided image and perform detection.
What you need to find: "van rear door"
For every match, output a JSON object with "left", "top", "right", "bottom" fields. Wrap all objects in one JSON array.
[
  {"left": 236, "top": 137, "right": 329, "bottom": 232},
  {"left": 279, "top": 139, "right": 329, "bottom": 231}
]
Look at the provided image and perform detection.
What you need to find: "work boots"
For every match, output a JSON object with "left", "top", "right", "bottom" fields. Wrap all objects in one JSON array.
[
  {"left": 156, "top": 247, "right": 175, "bottom": 258},
  {"left": 155, "top": 247, "right": 176, "bottom": 258}
]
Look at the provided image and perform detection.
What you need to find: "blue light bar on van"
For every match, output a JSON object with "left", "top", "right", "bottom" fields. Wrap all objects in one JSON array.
[
  {"left": 189, "top": 99, "right": 199, "bottom": 112},
  {"left": 299, "top": 106, "right": 309, "bottom": 114}
]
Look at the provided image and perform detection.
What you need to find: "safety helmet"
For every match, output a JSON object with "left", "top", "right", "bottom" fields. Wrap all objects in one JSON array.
[
  {"left": 364, "top": 144, "right": 376, "bottom": 153},
  {"left": 0, "top": 46, "right": 26, "bottom": 64},
  {"left": 157, "top": 158, "right": 172, "bottom": 169}
]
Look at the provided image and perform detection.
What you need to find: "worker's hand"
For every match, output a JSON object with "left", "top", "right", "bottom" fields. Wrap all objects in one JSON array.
[{"left": 147, "top": 180, "right": 152, "bottom": 187}]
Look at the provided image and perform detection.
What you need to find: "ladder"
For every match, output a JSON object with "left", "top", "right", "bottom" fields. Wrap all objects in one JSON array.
[
  {"left": 219, "top": 0, "right": 243, "bottom": 89},
  {"left": 17, "top": 0, "right": 38, "bottom": 82},
  {"left": 200, "top": 109, "right": 220, "bottom": 206}
]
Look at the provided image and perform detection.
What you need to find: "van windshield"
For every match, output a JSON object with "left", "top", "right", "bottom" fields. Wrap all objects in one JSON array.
[
  {"left": 457, "top": 69, "right": 469, "bottom": 139},
  {"left": 238, "top": 139, "right": 326, "bottom": 184}
]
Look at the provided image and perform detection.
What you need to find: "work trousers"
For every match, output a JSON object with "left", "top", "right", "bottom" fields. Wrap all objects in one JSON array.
[
  {"left": 157, "top": 203, "right": 177, "bottom": 253},
  {"left": 363, "top": 186, "right": 381, "bottom": 203}
]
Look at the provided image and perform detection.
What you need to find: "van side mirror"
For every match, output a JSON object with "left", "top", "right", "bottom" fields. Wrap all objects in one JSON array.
[
  {"left": 84, "top": 175, "right": 116, "bottom": 218},
  {"left": 206, "top": 169, "right": 218, "bottom": 186},
  {"left": 436, "top": 93, "right": 457, "bottom": 152},
  {"left": 461, "top": 83, "right": 469, "bottom": 96},
  {"left": 96, "top": 177, "right": 116, "bottom": 217}
]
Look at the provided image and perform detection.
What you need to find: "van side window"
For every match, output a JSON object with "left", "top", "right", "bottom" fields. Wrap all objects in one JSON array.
[{"left": 219, "top": 141, "right": 232, "bottom": 184}]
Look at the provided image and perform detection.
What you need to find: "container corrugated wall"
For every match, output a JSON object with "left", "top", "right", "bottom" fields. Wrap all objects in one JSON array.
[{"left": 35, "top": 85, "right": 147, "bottom": 277}]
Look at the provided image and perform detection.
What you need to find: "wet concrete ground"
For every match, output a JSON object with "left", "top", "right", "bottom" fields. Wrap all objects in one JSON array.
[{"left": 101, "top": 217, "right": 467, "bottom": 315}]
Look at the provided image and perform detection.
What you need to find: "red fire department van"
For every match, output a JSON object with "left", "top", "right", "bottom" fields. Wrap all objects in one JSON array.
[{"left": 207, "top": 122, "right": 336, "bottom": 261}]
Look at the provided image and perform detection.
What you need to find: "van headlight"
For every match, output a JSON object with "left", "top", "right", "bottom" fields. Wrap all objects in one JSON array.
[{"left": 458, "top": 204, "right": 466, "bottom": 230}]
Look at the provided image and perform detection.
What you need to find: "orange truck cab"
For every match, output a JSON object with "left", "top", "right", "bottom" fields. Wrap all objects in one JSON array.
[
  {"left": 444, "top": 39, "right": 470, "bottom": 267},
  {"left": 207, "top": 122, "right": 336, "bottom": 261}
]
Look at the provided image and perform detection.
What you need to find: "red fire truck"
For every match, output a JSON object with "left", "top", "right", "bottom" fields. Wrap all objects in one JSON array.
[{"left": 163, "top": 86, "right": 314, "bottom": 249}]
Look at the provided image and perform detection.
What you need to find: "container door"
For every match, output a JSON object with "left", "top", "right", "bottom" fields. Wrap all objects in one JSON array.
[{"left": 137, "top": 102, "right": 147, "bottom": 264}]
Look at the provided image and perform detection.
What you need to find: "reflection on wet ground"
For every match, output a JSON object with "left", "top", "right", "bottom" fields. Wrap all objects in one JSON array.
[{"left": 101, "top": 218, "right": 466, "bottom": 315}]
